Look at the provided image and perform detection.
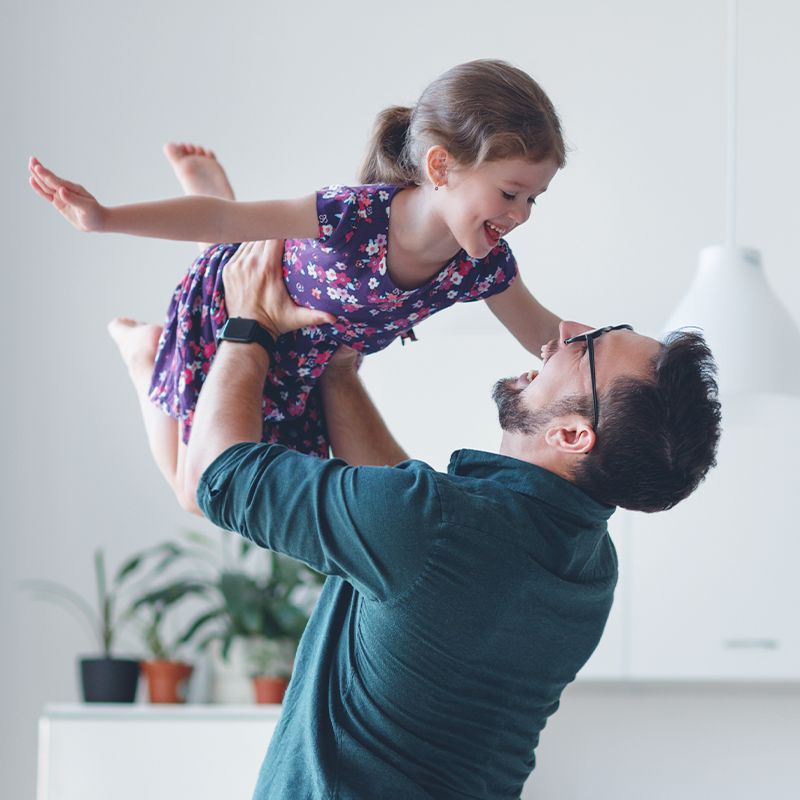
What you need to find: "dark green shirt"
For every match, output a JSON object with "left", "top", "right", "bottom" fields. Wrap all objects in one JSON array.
[{"left": 198, "top": 444, "right": 617, "bottom": 800}]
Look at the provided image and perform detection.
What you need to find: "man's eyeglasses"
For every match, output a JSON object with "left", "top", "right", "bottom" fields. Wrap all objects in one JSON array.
[{"left": 562, "top": 324, "right": 634, "bottom": 432}]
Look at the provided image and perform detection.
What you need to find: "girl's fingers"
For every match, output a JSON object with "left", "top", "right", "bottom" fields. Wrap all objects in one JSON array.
[
  {"left": 29, "top": 169, "right": 53, "bottom": 197},
  {"left": 30, "top": 161, "right": 62, "bottom": 191},
  {"left": 29, "top": 176, "right": 54, "bottom": 201},
  {"left": 31, "top": 161, "right": 87, "bottom": 196}
]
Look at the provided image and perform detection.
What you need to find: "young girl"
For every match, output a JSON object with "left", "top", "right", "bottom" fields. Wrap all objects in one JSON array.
[{"left": 29, "top": 59, "right": 565, "bottom": 506}]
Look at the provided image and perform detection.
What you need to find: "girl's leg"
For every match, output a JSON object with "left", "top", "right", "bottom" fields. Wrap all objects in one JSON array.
[
  {"left": 163, "top": 142, "right": 235, "bottom": 251},
  {"left": 108, "top": 318, "right": 182, "bottom": 496}
]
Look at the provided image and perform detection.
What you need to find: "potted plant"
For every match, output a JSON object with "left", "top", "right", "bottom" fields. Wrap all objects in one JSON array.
[
  {"left": 152, "top": 532, "right": 322, "bottom": 703},
  {"left": 131, "top": 575, "right": 211, "bottom": 703},
  {"left": 21, "top": 549, "right": 147, "bottom": 702},
  {"left": 248, "top": 637, "right": 296, "bottom": 704}
]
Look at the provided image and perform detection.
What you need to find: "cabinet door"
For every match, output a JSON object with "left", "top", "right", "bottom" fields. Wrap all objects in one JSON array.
[{"left": 627, "top": 395, "right": 800, "bottom": 679}]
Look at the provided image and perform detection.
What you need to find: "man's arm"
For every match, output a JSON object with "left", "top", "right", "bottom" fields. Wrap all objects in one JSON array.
[
  {"left": 184, "top": 240, "right": 336, "bottom": 499},
  {"left": 184, "top": 241, "right": 436, "bottom": 602},
  {"left": 320, "top": 349, "right": 409, "bottom": 467}
]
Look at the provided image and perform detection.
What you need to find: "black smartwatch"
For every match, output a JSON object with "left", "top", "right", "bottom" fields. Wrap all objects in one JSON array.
[{"left": 218, "top": 317, "right": 276, "bottom": 357}]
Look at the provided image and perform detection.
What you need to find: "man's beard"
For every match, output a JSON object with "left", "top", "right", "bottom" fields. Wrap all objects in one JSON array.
[{"left": 491, "top": 378, "right": 555, "bottom": 435}]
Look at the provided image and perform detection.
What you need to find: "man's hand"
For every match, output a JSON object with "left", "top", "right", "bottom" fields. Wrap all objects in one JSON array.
[
  {"left": 222, "top": 240, "right": 336, "bottom": 338},
  {"left": 29, "top": 157, "right": 106, "bottom": 232},
  {"left": 322, "top": 344, "right": 363, "bottom": 380}
]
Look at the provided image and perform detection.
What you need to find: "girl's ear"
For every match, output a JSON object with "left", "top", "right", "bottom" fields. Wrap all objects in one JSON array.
[
  {"left": 424, "top": 146, "right": 450, "bottom": 189},
  {"left": 544, "top": 416, "right": 596, "bottom": 455}
]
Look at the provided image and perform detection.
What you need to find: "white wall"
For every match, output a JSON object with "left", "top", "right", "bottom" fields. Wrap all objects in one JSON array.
[{"left": 3, "top": 1, "right": 799, "bottom": 798}]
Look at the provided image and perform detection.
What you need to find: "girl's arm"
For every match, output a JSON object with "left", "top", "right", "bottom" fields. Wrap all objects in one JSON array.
[
  {"left": 484, "top": 275, "right": 562, "bottom": 354},
  {"left": 28, "top": 157, "right": 320, "bottom": 242}
]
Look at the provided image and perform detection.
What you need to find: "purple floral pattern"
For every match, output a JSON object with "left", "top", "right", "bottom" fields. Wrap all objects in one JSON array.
[{"left": 149, "top": 185, "right": 517, "bottom": 455}]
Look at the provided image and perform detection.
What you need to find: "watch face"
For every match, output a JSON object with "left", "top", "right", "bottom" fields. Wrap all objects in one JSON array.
[
  {"left": 222, "top": 318, "right": 258, "bottom": 342},
  {"left": 219, "top": 318, "right": 275, "bottom": 355}
]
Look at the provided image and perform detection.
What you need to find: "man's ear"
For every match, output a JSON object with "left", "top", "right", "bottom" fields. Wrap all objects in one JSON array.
[
  {"left": 424, "top": 145, "right": 450, "bottom": 189},
  {"left": 544, "top": 415, "right": 596, "bottom": 455}
]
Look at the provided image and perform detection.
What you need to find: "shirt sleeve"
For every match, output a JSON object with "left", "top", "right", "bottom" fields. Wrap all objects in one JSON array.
[
  {"left": 459, "top": 239, "right": 519, "bottom": 302},
  {"left": 197, "top": 443, "right": 442, "bottom": 602}
]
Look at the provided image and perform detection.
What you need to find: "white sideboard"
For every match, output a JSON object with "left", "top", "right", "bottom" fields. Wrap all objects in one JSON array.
[{"left": 37, "top": 704, "right": 282, "bottom": 800}]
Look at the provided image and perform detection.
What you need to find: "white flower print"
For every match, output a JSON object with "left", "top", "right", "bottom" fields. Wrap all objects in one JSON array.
[
  {"left": 450, "top": 272, "right": 464, "bottom": 285},
  {"left": 366, "top": 239, "right": 380, "bottom": 256},
  {"left": 321, "top": 224, "right": 333, "bottom": 237},
  {"left": 378, "top": 190, "right": 389, "bottom": 202},
  {"left": 447, "top": 290, "right": 459, "bottom": 299},
  {"left": 368, "top": 277, "right": 379, "bottom": 290},
  {"left": 325, "top": 269, "right": 337, "bottom": 282}
]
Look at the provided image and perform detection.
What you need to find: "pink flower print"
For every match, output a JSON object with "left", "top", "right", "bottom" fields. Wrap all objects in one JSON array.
[{"left": 311, "top": 287, "right": 321, "bottom": 300}]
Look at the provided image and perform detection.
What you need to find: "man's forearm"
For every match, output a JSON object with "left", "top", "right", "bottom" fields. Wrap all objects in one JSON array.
[
  {"left": 321, "top": 368, "right": 409, "bottom": 466},
  {"left": 185, "top": 341, "right": 270, "bottom": 500}
]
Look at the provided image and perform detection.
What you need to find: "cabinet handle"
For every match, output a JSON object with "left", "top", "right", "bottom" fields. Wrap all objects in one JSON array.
[{"left": 722, "top": 638, "right": 779, "bottom": 650}]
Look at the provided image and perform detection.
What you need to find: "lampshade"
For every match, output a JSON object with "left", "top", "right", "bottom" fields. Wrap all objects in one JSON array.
[{"left": 662, "top": 244, "right": 800, "bottom": 396}]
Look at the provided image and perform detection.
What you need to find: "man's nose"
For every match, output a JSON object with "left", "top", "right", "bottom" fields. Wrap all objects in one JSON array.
[{"left": 559, "top": 320, "right": 593, "bottom": 342}]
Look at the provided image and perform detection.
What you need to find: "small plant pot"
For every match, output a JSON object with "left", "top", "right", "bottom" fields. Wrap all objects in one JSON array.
[
  {"left": 141, "top": 660, "right": 194, "bottom": 704},
  {"left": 80, "top": 657, "right": 140, "bottom": 703},
  {"left": 252, "top": 675, "right": 289, "bottom": 704}
]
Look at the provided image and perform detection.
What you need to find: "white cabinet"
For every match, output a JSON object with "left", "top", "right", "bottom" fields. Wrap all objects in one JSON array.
[
  {"left": 37, "top": 704, "right": 281, "bottom": 800},
  {"left": 625, "top": 394, "right": 800, "bottom": 679}
]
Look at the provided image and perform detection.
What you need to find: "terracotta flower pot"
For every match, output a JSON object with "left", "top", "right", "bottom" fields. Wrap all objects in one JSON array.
[
  {"left": 141, "top": 660, "right": 193, "bottom": 703},
  {"left": 253, "top": 675, "right": 289, "bottom": 704}
]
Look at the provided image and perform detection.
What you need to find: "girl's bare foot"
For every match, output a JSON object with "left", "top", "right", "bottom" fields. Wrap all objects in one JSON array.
[
  {"left": 108, "top": 317, "right": 163, "bottom": 389},
  {"left": 163, "top": 142, "right": 235, "bottom": 201}
]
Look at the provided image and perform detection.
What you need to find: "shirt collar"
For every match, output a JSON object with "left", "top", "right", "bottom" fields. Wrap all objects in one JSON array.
[{"left": 447, "top": 449, "right": 615, "bottom": 525}]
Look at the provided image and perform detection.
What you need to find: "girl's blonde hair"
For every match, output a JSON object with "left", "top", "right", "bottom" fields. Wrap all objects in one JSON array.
[{"left": 359, "top": 60, "right": 566, "bottom": 185}]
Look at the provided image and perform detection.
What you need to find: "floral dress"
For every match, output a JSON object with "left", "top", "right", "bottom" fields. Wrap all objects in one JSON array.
[{"left": 149, "top": 185, "right": 518, "bottom": 456}]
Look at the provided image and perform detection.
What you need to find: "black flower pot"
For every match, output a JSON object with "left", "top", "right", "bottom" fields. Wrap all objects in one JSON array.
[{"left": 80, "top": 657, "right": 140, "bottom": 703}]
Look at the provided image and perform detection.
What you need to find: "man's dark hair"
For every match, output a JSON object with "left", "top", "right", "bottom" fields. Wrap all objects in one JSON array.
[{"left": 572, "top": 330, "right": 722, "bottom": 512}]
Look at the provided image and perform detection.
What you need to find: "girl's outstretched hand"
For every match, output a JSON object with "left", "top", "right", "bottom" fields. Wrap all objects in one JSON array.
[
  {"left": 222, "top": 240, "right": 337, "bottom": 339},
  {"left": 28, "top": 157, "right": 105, "bottom": 232}
]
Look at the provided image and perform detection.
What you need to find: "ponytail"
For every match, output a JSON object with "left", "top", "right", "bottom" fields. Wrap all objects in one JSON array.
[{"left": 359, "top": 105, "right": 417, "bottom": 184}]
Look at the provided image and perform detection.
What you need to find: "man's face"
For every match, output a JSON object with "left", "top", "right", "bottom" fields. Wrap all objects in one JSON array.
[{"left": 493, "top": 321, "right": 663, "bottom": 434}]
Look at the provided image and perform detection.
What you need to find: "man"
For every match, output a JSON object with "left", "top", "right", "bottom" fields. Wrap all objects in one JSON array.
[{"left": 185, "top": 241, "right": 721, "bottom": 799}]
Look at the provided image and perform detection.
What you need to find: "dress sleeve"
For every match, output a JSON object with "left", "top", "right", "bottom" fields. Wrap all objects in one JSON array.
[
  {"left": 459, "top": 239, "right": 519, "bottom": 303},
  {"left": 316, "top": 185, "right": 358, "bottom": 248},
  {"left": 197, "top": 442, "right": 441, "bottom": 602}
]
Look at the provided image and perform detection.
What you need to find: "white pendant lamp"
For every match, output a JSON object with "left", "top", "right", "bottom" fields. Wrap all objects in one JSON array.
[{"left": 663, "top": 0, "right": 800, "bottom": 396}]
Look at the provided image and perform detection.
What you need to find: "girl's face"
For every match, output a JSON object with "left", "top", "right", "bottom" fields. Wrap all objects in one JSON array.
[{"left": 439, "top": 156, "right": 560, "bottom": 259}]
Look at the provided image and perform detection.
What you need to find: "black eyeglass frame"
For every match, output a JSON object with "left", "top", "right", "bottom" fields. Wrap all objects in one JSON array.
[{"left": 562, "top": 324, "right": 634, "bottom": 432}]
